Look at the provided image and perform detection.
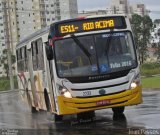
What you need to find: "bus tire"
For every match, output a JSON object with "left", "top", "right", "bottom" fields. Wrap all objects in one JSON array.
[
  {"left": 54, "top": 114, "right": 63, "bottom": 122},
  {"left": 77, "top": 111, "right": 95, "bottom": 120},
  {"left": 112, "top": 106, "right": 125, "bottom": 115},
  {"left": 31, "top": 106, "right": 37, "bottom": 113},
  {"left": 26, "top": 88, "right": 37, "bottom": 113},
  {"left": 44, "top": 89, "right": 51, "bottom": 112}
]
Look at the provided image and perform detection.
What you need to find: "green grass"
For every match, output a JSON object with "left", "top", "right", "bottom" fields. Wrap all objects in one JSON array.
[
  {"left": 141, "top": 63, "right": 160, "bottom": 88},
  {"left": 0, "top": 77, "right": 18, "bottom": 92},
  {"left": 142, "top": 76, "right": 160, "bottom": 89},
  {"left": 140, "top": 63, "right": 160, "bottom": 76}
]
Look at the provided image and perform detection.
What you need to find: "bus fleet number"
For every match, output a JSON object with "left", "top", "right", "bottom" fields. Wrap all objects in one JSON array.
[{"left": 83, "top": 91, "right": 91, "bottom": 97}]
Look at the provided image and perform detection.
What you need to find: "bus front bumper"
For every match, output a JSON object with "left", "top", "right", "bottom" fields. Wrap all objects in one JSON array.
[{"left": 57, "top": 86, "right": 142, "bottom": 115}]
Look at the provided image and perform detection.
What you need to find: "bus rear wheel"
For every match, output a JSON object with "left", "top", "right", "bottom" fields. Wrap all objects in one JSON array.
[
  {"left": 112, "top": 106, "right": 125, "bottom": 115},
  {"left": 26, "top": 88, "right": 37, "bottom": 113}
]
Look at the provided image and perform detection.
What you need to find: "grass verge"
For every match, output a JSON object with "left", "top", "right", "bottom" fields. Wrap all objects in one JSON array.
[
  {"left": 0, "top": 77, "right": 18, "bottom": 92},
  {"left": 142, "top": 76, "right": 160, "bottom": 89},
  {"left": 140, "top": 63, "right": 160, "bottom": 76}
]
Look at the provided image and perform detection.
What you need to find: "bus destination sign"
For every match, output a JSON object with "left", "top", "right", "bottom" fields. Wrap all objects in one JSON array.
[{"left": 56, "top": 16, "right": 126, "bottom": 36}]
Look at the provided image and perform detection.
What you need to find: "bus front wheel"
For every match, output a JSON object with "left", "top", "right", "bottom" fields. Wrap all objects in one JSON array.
[
  {"left": 44, "top": 89, "right": 51, "bottom": 112},
  {"left": 112, "top": 106, "right": 125, "bottom": 115},
  {"left": 77, "top": 111, "right": 95, "bottom": 120},
  {"left": 54, "top": 114, "right": 63, "bottom": 121}
]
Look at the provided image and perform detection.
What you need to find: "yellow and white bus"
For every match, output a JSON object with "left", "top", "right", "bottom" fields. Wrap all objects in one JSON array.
[{"left": 16, "top": 15, "right": 142, "bottom": 121}]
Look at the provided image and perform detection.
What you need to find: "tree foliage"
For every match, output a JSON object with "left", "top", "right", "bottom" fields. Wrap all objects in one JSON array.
[
  {"left": 154, "top": 19, "right": 160, "bottom": 24},
  {"left": 155, "top": 42, "right": 160, "bottom": 61},
  {"left": 0, "top": 49, "right": 16, "bottom": 77},
  {"left": 131, "top": 14, "right": 153, "bottom": 64}
]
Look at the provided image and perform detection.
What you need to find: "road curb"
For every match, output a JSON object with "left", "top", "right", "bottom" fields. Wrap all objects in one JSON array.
[
  {"left": 141, "top": 74, "right": 160, "bottom": 78},
  {"left": 142, "top": 88, "right": 160, "bottom": 91},
  {"left": 0, "top": 89, "right": 19, "bottom": 94}
]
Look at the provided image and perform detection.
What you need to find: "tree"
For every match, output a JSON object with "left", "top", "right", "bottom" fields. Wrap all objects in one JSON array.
[
  {"left": 131, "top": 14, "right": 153, "bottom": 64},
  {"left": 0, "top": 49, "right": 16, "bottom": 78},
  {"left": 154, "top": 19, "right": 160, "bottom": 24},
  {"left": 155, "top": 42, "right": 160, "bottom": 62}
]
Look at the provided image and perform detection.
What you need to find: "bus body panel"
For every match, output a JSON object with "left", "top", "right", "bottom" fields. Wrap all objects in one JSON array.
[
  {"left": 16, "top": 31, "right": 58, "bottom": 113},
  {"left": 57, "top": 86, "right": 142, "bottom": 115}
]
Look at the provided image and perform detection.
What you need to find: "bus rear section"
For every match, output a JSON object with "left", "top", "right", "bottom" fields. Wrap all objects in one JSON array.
[{"left": 46, "top": 15, "right": 142, "bottom": 116}]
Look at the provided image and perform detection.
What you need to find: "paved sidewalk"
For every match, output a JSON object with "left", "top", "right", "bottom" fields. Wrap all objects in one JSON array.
[{"left": 0, "top": 89, "right": 18, "bottom": 94}]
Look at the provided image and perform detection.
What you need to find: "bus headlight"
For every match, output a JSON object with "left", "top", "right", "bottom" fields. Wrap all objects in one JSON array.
[
  {"left": 130, "top": 82, "right": 137, "bottom": 89},
  {"left": 130, "top": 73, "right": 141, "bottom": 89},
  {"left": 63, "top": 91, "right": 72, "bottom": 98},
  {"left": 59, "top": 86, "right": 72, "bottom": 98}
]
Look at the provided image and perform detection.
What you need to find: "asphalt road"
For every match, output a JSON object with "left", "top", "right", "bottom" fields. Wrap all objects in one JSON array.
[{"left": 0, "top": 90, "right": 160, "bottom": 135}]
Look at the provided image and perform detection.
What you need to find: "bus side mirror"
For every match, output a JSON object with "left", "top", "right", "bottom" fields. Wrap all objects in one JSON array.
[{"left": 45, "top": 42, "right": 54, "bottom": 60}]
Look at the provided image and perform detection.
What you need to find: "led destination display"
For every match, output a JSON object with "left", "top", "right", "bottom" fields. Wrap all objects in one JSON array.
[{"left": 55, "top": 16, "right": 127, "bottom": 36}]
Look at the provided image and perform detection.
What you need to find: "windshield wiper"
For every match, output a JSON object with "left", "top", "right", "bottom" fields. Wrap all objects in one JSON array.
[{"left": 70, "top": 34, "right": 92, "bottom": 65}]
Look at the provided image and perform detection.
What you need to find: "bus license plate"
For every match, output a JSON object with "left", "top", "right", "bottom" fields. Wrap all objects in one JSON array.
[{"left": 96, "top": 100, "right": 110, "bottom": 106}]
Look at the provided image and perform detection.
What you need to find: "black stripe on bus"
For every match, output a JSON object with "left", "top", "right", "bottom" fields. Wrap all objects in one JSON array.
[
  {"left": 76, "top": 90, "right": 126, "bottom": 99},
  {"left": 72, "top": 81, "right": 129, "bottom": 91}
]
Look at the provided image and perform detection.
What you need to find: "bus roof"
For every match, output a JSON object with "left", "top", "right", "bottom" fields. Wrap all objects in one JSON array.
[
  {"left": 16, "top": 26, "right": 50, "bottom": 49},
  {"left": 16, "top": 14, "right": 130, "bottom": 49}
]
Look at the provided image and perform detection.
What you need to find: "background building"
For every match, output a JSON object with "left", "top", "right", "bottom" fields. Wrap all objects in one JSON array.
[
  {"left": 106, "top": 0, "right": 130, "bottom": 16},
  {"left": 106, "top": 0, "right": 149, "bottom": 18},
  {"left": 8, "top": 0, "right": 78, "bottom": 52},
  {"left": 130, "top": 4, "right": 149, "bottom": 17},
  {"left": 0, "top": 0, "right": 7, "bottom": 77},
  {"left": 79, "top": 0, "right": 149, "bottom": 19},
  {"left": 78, "top": 10, "right": 107, "bottom": 17},
  {"left": 0, "top": 0, "right": 78, "bottom": 77},
  {"left": 59, "top": 0, "right": 78, "bottom": 20}
]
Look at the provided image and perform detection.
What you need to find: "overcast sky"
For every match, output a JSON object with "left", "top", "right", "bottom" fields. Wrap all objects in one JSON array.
[{"left": 77, "top": 0, "right": 160, "bottom": 20}]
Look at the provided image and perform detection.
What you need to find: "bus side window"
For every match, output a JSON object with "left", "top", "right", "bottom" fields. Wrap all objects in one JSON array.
[
  {"left": 22, "top": 47, "right": 25, "bottom": 71},
  {"left": 31, "top": 38, "right": 44, "bottom": 71},
  {"left": 37, "top": 38, "right": 44, "bottom": 70},
  {"left": 31, "top": 41, "right": 38, "bottom": 71},
  {"left": 24, "top": 46, "right": 28, "bottom": 71},
  {"left": 17, "top": 48, "right": 24, "bottom": 72},
  {"left": 16, "top": 50, "right": 18, "bottom": 61},
  {"left": 31, "top": 42, "right": 34, "bottom": 56},
  {"left": 16, "top": 49, "right": 20, "bottom": 72}
]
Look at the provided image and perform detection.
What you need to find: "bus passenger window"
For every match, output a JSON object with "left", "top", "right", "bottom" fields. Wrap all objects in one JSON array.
[
  {"left": 17, "top": 49, "right": 21, "bottom": 72},
  {"left": 17, "top": 48, "right": 25, "bottom": 72},
  {"left": 31, "top": 42, "right": 34, "bottom": 56},
  {"left": 16, "top": 50, "right": 18, "bottom": 61},
  {"left": 31, "top": 38, "right": 44, "bottom": 71},
  {"left": 24, "top": 47, "right": 28, "bottom": 71},
  {"left": 35, "top": 42, "right": 38, "bottom": 55},
  {"left": 31, "top": 41, "right": 38, "bottom": 71},
  {"left": 37, "top": 38, "right": 44, "bottom": 70}
]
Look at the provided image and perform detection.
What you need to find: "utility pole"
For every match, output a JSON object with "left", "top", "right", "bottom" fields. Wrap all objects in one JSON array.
[{"left": 3, "top": 0, "right": 14, "bottom": 90}]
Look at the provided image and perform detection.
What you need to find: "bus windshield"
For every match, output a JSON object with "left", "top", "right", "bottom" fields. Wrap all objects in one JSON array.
[{"left": 54, "top": 31, "right": 137, "bottom": 78}]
